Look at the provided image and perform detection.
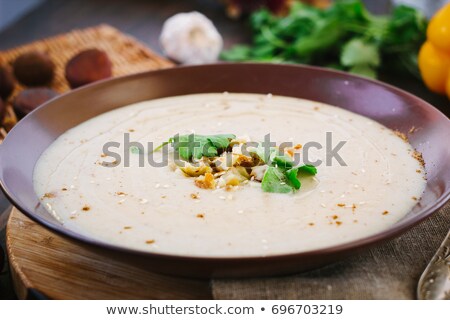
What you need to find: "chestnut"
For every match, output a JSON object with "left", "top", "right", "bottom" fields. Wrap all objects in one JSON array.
[
  {"left": 13, "top": 51, "right": 55, "bottom": 86},
  {"left": 13, "top": 88, "right": 58, "bottom": 118},
  {"left": 0, "top": 98, "right": 5, "bottom": 125},
  {"left": 65, "top": 49, "right": 112, "bottom": 88},
  {"left": 0, "top": 64, "right": 15, "bottom": 100}
]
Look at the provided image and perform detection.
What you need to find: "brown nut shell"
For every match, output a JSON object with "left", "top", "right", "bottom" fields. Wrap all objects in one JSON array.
[
  {"left": 13, "top": 88, "right": 58, "bottom": 118},
  {"left": 65, "top": 49, "right": 112, "bottom": 88},
  {"left": 0, "top": 98, "right": 5, "bottom": 125},
  {"left": 13, "top": 51, "right": 55, "bottom": 86},
  {"left": 0, "top": 64, "right": 15, "bottom": 100}
]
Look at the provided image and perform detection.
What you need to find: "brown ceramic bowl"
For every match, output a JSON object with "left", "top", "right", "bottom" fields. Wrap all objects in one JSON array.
[{"left": 0, "top": 63, "right": 449, "bottom": 278}]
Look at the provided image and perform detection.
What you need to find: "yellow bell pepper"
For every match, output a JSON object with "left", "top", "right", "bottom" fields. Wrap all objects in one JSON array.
[{"left": 418, "top": 3, "right": 450, "bottom": 98}]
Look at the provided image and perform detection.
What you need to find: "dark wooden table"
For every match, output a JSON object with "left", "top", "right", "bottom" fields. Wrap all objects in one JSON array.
[{"left": 0, "top": 0, "right": 449, "bottom": 299}]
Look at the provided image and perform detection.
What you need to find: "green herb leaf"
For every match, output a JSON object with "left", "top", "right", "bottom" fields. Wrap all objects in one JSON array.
[
  {"left": 261, "top": 166, "right": 293, "bottom": 193},
  {"left": 262, "top": 164, "right": 317, "bottom": 193},
  {"left": 285, "top": 164, "right": 317, "bottom": 190},
  {"left": 272, "top": 155, "right": 294, "bottom": 169},
  {"left": 286, "top": 168, "right": 301, "bottom": 190},
  {"left": 349, "top": 64, "right": 377, "bottom": 78},
  {"left": 248, "top": 143, "right": 278, "bottom": 164},
  {"left": 221, "top": 0, "right": 426, "bottom": 79},
  {"left": 340, "top": 38, "right": 380, "bottom": 68},
  {"left": 155, "top": 134, "right": 236, "bottom": 161},
  {"left": 220, "top": 45, "right": 252, "bottom": 61},
  {"left": 297, "top": 164, "right": 318, "bottom": 175},
  {"left": 207, "top": 134, "right": 236, "bottom": 149}
]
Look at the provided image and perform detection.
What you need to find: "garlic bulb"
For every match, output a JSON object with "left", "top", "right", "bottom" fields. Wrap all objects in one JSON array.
[{"left": 160, "top": 12, "right": 223, "bottom": 65}]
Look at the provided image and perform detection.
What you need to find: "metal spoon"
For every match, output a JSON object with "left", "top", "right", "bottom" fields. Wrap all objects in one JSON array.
[{"left": 417, "top": 229, "right": 450, "bottom": 299}]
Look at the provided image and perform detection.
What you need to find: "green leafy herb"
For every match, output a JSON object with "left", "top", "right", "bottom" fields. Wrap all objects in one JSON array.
[
  {"left": 157, "top": 134, "right": 317, "bottom": 194},
  {"left": 286, "top": 164, "right": 318, "bottom": 190},
  {"left": 262, "top": 163, "right": 317, "bottom": 193},
  {"left": 248, "top": 143, "right": 278, "bottom": 164},
  {"left": 154, "top": 134, "right": 236, "bottom": 161},
  {"left": 221, "top": 0, "right": 427, "bottom": 79},
  {"left": 272, "top": 154, "right": 294, "bottom": 169},
  {"left": 261, "top": 166, "right": 293, "bottom": 193},
  {"left": 340, "top": 38, "right": 380, "bottom": 77}
]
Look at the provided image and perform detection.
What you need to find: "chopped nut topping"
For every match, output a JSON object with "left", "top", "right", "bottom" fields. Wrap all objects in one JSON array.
[
  {"left": 336, "top": 221, "right": 342, "bottom": 226},
  {"left": 82, "top": 205, "right": 90, "bottom": 211},
  {"left": 195, "top": 172, "right": 216, "bottom": 189},
  {"left": 196, "top": 213, "right": 205, "bottom": 218},
  {"left": 382, "top": 210, "right": 389, "bottom": 215}
]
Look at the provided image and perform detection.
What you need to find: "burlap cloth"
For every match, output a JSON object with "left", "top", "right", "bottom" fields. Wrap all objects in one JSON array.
[{"left": 212, "top": 201, "right": 450, "bottom": 299}]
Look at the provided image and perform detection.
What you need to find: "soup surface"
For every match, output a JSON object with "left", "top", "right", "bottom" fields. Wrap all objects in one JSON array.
[{"left": 34, "top": 93, "right": 426, "bottom": 257}]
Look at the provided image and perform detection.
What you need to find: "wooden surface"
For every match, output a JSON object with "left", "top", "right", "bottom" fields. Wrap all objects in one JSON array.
[{"left": 6, "top": 208, "right": 211, "bottom": 299}]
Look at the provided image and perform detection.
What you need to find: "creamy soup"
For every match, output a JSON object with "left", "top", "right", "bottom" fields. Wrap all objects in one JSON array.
[{"left": 33, "top": 93, "right": 426, "bottom": 257}]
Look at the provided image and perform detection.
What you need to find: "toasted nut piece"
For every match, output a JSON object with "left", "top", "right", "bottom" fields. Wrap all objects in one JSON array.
[
  {"left": 229, "top": 135, "right": 251, "bottom": 147},
  {"left": 179, "top": 161, "right": 212, "bottom": 177},
  {"left": 195, "top": 172, "right": 216, "bottom": 189},
  {"left": 221, "top": 167, "right": 250, "bottom": 187},
  {"left": 250, "top": 165, "right": 268, "bottom": 182},
  {"left": 232, "top": 153, "right": 256, "bottom": 167}
]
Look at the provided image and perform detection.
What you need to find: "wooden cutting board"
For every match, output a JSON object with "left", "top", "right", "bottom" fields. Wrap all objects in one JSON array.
[
  {"left": 2, "top": 25, "right": 211, "bottom": 299},
  {"left": 6, "top": 208, "right": 211, "bottom": 299}
]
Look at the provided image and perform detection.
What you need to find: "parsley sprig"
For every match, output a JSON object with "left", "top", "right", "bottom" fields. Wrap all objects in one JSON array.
[
  {"left": 154, "top": 134, "right": 317, "bottom": 194},
  {"left": 221, "top": 0, "right": 426, "bottom": 79},
  {"left": 155, "top": 134, "right": 236, "bottom": 161}
]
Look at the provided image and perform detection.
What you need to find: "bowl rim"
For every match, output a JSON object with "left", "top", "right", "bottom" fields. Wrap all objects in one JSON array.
[{"left": 1, "top": 62, "right": 449, "bottom": 262}]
